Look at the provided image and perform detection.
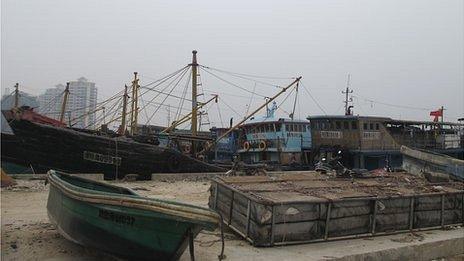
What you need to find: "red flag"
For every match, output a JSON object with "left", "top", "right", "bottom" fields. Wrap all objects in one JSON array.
[
  {"left": 430, "top": 108, "right": 443, "bottom": 122},
  {"left": 430, "top": 109, "right": 443, "bottom": 117}
]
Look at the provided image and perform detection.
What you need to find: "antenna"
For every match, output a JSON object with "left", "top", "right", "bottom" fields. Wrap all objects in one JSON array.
[{"left": 342, "top": 74, "right": 353, "bottom": 116}]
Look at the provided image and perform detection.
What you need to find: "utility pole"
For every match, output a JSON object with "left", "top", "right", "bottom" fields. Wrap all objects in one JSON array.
[
  {"left": 342, "top": 74, "right": 353, "bottom": 116},
  {"left": 60, "top": 83, "right": 70, "bottom": 124},
  {"left": 14, "top": 83, "right": 19, "bottom": 108}
]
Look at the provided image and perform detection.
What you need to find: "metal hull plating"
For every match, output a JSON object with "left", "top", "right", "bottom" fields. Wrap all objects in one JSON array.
[{"left": 2, "top": 119, "right": 224, "bottom": 178}]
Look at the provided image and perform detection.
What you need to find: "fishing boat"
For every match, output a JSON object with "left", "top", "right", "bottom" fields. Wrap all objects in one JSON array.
[
  {"left": 2, "top": 107, "right": 225, "bottom": 179},
  {"left": 401, "top": 145, "right": 464, "bottom": 180},
  {"left": 46, "top": 170, "right": 222, "bottom": 260},
  {"left": 2, "top": 51, "right": 302, "bottom": 178},
  {"left": 237, "top": 101, "right": 312, "bottom": 170}
]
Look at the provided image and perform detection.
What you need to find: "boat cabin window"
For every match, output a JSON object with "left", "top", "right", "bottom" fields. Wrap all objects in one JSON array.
[
  {"left": 370, "top": 123, "right": 374, "bottom": 130},
  {"left": 363, "top": 123, "right": 368, "bottom": 130},
  {"left": 352, "top": 121, "right": 358, "bottom": 129},
  {"left": 343, "top": 121, "right": 349, "bottom": 130},
  {"left": 376, "top": 123, "right": 380, "bottom": 130},
  {"left": 336, "top": 121, "right": 341, "bottom": 130},
  {"left": 275, "top": 123, "right": 281, "bottom": 132}
]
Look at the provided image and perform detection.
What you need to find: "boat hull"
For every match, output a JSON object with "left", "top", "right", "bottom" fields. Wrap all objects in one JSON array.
[
  {"left": 47, "top": 171, "right": 219, "bottom": 260},
  {"left": 2, "top": 119, "right": 224, "bottom": 178}
]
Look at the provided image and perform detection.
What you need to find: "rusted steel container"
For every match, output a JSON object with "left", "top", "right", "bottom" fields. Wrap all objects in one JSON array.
[{"left": 209, "top": 172, "right": 464, "bottom": 246}]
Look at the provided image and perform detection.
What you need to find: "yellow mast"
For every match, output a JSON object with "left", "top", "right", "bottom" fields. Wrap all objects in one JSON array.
[
  {"left": 161, "top": 94, "right": 218, "bottom": 134},
  {"left": 118, "top": 85, "right": 129, "bottom": 135},
  {"left": 59, "top": 82, "right": 70, "bottom": 124},
  {"left": 191, "top": 50, "right": 198, "bottom": 136},
  {"left": 198, "top": 77, "right": 302, "bottom": 155},
  {"left": 190, "top": 50, "right": 199, "bottom": 154},
  {"left": 130, "top": 72, "right": 139, "bottom": 135}
]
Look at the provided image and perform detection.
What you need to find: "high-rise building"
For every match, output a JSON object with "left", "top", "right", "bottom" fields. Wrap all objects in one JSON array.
[{"left": 38, "top": 77, "right": 98, "bottom": 129}]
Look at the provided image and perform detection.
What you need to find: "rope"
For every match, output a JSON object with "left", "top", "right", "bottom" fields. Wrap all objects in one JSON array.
[
  {"left": 200, "top": 65, "right": 283, "bottom": 89},
  {"left": 245, "top": 83, "right": 257, "bottom": 116},
  {"left": 352, "top": 94, "right": 436, "bottom": 111},
  {"left": 144, "top": 67, "right": 191, "bottom": 124},
  {"left": 199, "top": 64, "right": 295, "bottom": 80},
  {"left": 175, "top": 71, "right": 192, "bottom": 122},
  {"left": 300, "top": 81, "right": 327, "bottom": 115},
  {"left": 218, "top": 97, "right": 242, "bottom": 117},
  {"left": 200, "top": 67, "right": 268, "bottom": 99},
  {"left": 40, "top": 90, "right": 65, "bottom": 114},
  {"left": 216, "top": 102, "right": 224, "bottom": 128}
]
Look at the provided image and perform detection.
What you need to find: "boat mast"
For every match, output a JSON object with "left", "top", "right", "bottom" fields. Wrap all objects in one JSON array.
[
  {"left": 161, "top": 94, "right": 218, "bottom": 134},
  {"left": 199, "top": 77, "right": 302, "bottom": 155},
  {"left": 14, "top": 83, "right": 19, "bottom": 108},
  {"left": 342, "top": 74, "right": 353, "bottom": 116},
  {"left": 190, "top": 50, "right": 199, "bottom": 153},
  {"left": 130, "top": 72, "right": 139, "bottom": 135},
  {"left": 118, "top": 85, "right": 129, "bottom": 135},
  {"left": 59, "top": 82, "right": 70, "bottom": 124}
]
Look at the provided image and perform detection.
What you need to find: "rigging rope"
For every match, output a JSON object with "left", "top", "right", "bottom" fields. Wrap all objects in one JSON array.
[
  {"left": 136, "top": 67, "right": 190, "bottom": 124},
  {"left": 200, "top": 67, "right": 268, "bottom": 98},
  {"left": 144, "top": 67, "right": 191, "bottom": 125},
  {"left": 200, "top": 65, "right": 283, "bottom": 89},
  {"left": 245, "top": 83, "right": 257, "bottom": 116},
  {"left": 218, "top": 97, "right": 242, "bottom": 117},
  {"left": 300, "top": 81, "right": 327, "bottom": 115},
  {"left": 175, "top": 71, "right": 192, "bottom": 123},
  {"left": 198, "top": 64, "right": 295, "bottom": 80},
  {"left": 352, "top": 94, "right": 436, "bottom": 111}
]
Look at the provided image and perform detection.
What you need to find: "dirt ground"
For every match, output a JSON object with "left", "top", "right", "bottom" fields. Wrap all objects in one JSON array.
[{"left": 1, "top": 178, "right": 463, "bottom": 261}]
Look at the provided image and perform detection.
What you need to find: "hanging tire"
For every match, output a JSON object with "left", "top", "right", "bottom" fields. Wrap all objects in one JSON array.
[{"left": 243, "top": 141, "right": 250, "bottom": 151}]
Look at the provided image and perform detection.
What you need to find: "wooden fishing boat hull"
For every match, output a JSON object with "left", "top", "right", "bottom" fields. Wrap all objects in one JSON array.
[
  {"left": 47, "top": 171, "right": 220, "bottom": 260},
  {"left": 2, "top": 117, "right": 225, "bottom": 178}
]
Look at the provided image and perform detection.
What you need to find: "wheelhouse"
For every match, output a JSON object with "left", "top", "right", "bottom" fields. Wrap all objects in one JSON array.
[{"left": 238, "top": 103, "right": 311, "bottom": 167}]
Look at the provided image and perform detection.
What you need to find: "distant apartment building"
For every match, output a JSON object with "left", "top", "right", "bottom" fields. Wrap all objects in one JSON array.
[{"left": 38, "top": 77, "right": 97, "bottom": 129}]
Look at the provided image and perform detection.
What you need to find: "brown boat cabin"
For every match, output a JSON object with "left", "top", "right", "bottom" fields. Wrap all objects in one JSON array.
[{"left": 307, "top": 115, "right": 464, "bottom": 170}]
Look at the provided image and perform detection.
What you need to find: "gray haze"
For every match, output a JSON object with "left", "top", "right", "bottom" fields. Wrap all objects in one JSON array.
[{"left": 2, "top": 0, "right": 463, "bottom": 127}]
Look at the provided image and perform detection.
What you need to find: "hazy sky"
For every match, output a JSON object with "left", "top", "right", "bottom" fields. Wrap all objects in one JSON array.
[{"left": 2, "top": 0, "right": 463, "bottom": 127}]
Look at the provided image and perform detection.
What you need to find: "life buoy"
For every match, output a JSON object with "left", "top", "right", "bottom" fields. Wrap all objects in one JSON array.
[
  {"left": 183, "top": 144, "right": 191, "bottom": 154},
  {"left": 259, "top": 140, "right": 267, "bottom": 150},
  {"left": 243, "top": 141, "right": 251, "bottom": 151}
]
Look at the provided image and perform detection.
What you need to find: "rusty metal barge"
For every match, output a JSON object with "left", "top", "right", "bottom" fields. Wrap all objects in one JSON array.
[{"left": 209, "top": 172, "right": 464, "bottom": 246}]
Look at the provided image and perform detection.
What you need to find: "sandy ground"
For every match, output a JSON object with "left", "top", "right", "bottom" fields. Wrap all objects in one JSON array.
[{"left": 1, "top": 179, "right": 463, "bottom": 261}]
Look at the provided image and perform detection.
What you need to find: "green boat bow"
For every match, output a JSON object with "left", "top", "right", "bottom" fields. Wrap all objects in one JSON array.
[{"left": 46, "top": 170, "right": 222, "bottom": 260}]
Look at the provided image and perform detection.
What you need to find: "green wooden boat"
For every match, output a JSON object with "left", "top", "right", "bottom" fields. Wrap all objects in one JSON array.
[{"left": 46, "top": 170, "right": 221, "bottom": 260}]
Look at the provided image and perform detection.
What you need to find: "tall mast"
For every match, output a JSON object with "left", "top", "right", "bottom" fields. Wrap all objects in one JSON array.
[
  {"left": 14, "top": 83, "right": 19, "bottom": 108},
  {"left": 191, "top": 50, "right": 198, "bottom": 136},
  {"left": 60, "top": 82, "right": 70, "bottom": 124},
  {"left": 118, "top": 85, "right": 129, "bottom": 135},
  {"left": 342, "top": 74, "right": 353, "bottom": 116},
  {"left": 130, "top": 72, "right": 139, "bottom": 135}
]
